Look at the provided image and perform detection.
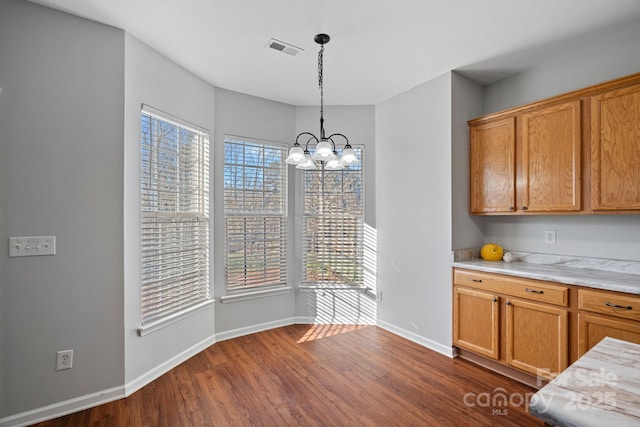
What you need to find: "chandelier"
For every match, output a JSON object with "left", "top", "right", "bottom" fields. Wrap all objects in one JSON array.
[{"left": 285, "top": 34, "right": 359, "bottom": 170}]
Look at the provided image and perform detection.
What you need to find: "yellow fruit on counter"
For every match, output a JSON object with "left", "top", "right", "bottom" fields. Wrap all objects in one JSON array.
[{"left": 480, "top": 243, "right": 504, "bottom": 261}]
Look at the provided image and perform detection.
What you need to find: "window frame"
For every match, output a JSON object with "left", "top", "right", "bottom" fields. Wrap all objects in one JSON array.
[
  {"left": 302, "top": 145, "right": 365, "bottom": 289},
  {"left": 223, "top": 135, "right": 289, "bottom": 295},
  {"left": 138, "top": 104, "right": 211, "bottom": 335}
]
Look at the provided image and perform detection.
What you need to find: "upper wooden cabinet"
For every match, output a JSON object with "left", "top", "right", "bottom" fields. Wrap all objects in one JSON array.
[
  {"left": 470, "top": 118, "right": 515, "bottom": 213},
  {"left": 591, "top": 83, "right": 640, "bottom": 211},
  {"left": 469, "top": 72, "right": 640, "bottom": 215},
  {"left": 469, "top": 101, "right": 581, "bottom": 214},
  {"left": 519, "top": 101, "right": 582, "bottom": 212}
]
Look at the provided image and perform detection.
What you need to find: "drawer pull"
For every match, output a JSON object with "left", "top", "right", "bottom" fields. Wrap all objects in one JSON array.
[
  {"left": 605, "top": 301, "right": 633, "bottom": 310},
  {"left": 467, "top": 278, "right": 483, "bottom": 283},
  {"left": 525, "top": 288, "right": 544, "bottom": 294}
]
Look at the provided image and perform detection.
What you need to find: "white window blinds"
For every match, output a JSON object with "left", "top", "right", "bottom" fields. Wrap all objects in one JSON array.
[
  {"left": 303, "top": 147, "right": 364, "bottom": 286},
  {"left": 224, "top": 136, "right": 287, "bottom": 292},
  {"left": 140, "top": 106, "right": 210, "bottom": 326}
]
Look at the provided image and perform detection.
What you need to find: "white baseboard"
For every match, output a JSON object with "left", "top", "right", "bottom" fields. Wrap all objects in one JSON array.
[
  {"left": 1, "top": 321, "right": 451, "bottom": 427},
  {"left": 215, "top": 317, "right": 297, "bottom": 342},
  {"left": 124, "top": 333, "right": 217, "bottom": 396},
  {"left": 376, "top": 320, "right": 455, "bottom": 358},
  {"left": 0, "top": 333, "right": 217, "bottom": 427},
  {"left": 0, "top": 385, "right": 125, "bottom": 427}
]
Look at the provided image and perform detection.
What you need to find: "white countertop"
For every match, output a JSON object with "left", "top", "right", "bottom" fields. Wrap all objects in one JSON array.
[
  {"left": 529, "top": 337, "right": 640, "bottom": 426},
  {"left": 452, "top": 257, "right": 640, "bottom": 295}
]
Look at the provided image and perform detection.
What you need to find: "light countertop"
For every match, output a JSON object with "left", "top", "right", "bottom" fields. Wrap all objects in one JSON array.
[
  {"left": 452, "top": 251, "right": 640, "bottom": 295},
  {"left": 529, "top": 337, "right": 640, "bottom": 426}
]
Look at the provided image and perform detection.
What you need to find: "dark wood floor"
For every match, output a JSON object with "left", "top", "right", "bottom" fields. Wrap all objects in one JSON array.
[{"left": 33, "top": 325, "right": 544, "bottom": 426}]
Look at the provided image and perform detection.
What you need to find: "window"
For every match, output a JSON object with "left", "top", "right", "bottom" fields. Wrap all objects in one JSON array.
[
  {"left": 224, "top": 136, "right": 287, "bottom": 292},
  {"left": 303, "top": 147, "right": 364, "bottom": 286},
  {"left": 140, "top": 105, "right": 210, "bottom": 328}
]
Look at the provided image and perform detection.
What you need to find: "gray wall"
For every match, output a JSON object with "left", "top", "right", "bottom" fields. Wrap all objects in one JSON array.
[
  {"left": 293, "top": 106, "right": 377, "bottom": 324},
  {"left": 0, "top": 0, "right": 124, "bottom": 416},
  {"left": 484, "top": 17, "right": 640, "bottom": 114},
  {"left": 481, "top": 17, "right": 640, "bottom": 261},
  {"left": 213, "top": 88, "right": 297, "bottom": 335},
  {"left": 123, "top": 35, "right": 217, "bottom": 386},
  {"left": 451, "top": 72, "right": 485, "bottom": 250},
  {"left": 375, "top": 72, "right": 453, "bottom": 353}
]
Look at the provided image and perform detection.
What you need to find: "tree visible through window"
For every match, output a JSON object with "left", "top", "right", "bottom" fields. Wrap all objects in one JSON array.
[
  {"left": 140, "top": 106, "right": 210, "bottom": 326},
  {"left": 303, "top": 148, "right": 364, "bottom": 286},
  {"left": 224, "top": 136, "right": 287, "bottom": 292}
]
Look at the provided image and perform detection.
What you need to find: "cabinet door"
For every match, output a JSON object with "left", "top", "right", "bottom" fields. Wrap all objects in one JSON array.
[
  {"left": 453, "top": 287, "right": 499, "bottom": 359},
  {"left": 505, "top": 299, "right": 568, "bottom": 379},
  {"left": 520, "top": 101, "right": 582, "bottom": 212},
  {"left": 470, "top": 118, "right": 516, "bottom": 213},
  {"left": 578, "top": 313, "right": 640, "bottom": 357},
  {"left": 591, "top": 84, "right": 640, "bottom": 210}
]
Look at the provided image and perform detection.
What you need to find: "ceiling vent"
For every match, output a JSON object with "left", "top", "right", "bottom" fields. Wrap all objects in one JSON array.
[{"left": 266, "top": 38, "right": 304, "bottom": 56}]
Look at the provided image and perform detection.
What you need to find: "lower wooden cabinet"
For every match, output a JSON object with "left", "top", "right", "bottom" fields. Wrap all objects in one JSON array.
[
  {"left": 453, "top": 269, "right": 570, "bottom": 380},
  {"left": 453, "top": 287, "right": 499, "bottom": 359},
  {"left": 578, "top": 313, "right": 640, "bottom": 356},
  {"left": 454, "top": 268, "right": 640, "bottom": 384},
  {"left": 505, "top": 298, "right": 568, "bottom": 378},
  {"left": 577, "top": 287, "right": 640, "bottom": 356}
]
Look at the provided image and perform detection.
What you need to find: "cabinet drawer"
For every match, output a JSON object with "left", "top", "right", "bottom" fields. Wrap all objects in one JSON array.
[
  {"left": 578, "top": 289, "right": 640, "bottom": 322},
  {"left": 454, "top": 269, "right": 568, "bottom": 306}
]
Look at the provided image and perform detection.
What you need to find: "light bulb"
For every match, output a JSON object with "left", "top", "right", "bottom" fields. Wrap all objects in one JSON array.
[
  {"left": 340, "top": 147, "right": 359, "bottom": 165},
  {"left": 311, "top": 140, "right": 335, "bottom": 160},
  {"left": 285, "top": 146, "right": 305, "bottom": 164},
  {"left": 296, "top": 153, "right": 317, "bottom": 170},
  {"left": 325, "top": 158, "right": 345, "bottom": 170}
]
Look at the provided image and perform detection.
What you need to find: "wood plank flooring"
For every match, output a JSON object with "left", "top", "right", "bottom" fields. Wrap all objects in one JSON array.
[{"left": 32, "top": 325, "right": 544, "bottom": 426}]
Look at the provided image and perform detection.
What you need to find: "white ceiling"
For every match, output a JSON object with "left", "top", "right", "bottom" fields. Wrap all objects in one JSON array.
[{"left": 28, "top": 0, "right": 640, "bottom": 106}]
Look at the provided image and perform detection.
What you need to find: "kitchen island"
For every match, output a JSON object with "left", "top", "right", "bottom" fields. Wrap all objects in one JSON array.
[{"left": 529, "top": 337, "right": 640, "bottom": 426}]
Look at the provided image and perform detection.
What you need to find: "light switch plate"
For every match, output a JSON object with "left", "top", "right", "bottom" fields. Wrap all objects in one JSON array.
[{"left": 9, "top": 236, "right": 56, "bottom": 257}]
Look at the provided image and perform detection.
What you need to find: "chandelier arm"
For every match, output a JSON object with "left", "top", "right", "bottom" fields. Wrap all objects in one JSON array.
[
  {"left": 326, "top": 136, "right": 338, "bottom": 152},
  {"left": 304, "top": 135, "right": 318, "bottom": 151},
  {"left": 296, "top": 132, "right": 319, "bottom": 147},
  {"left": 327, "top": 133, "right": 350, "bottom": 147}
]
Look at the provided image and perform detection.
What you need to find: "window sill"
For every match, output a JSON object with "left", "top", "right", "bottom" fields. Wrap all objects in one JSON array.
[
  {"left": 298, "top": 284, "right": 369, "bottom": 292},
  {"left": 137, "top": 299, "right": 215, "bottom": 337},
  {"left": 219, "top": 286, "right": 293, "bottom": 303}
]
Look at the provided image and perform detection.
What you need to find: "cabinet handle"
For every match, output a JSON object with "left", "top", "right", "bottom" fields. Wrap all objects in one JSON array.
[
  {"left": 525, "top": 288, "right": 544, "bottom": 294},
  {"left": 509, "top": 206, "right": 515, "bottom": 211},
  {"left": 492, "top": 297, "right": 497, "bottom": 302},
  {"left": 506, "top": 301, "right": 512, "bottom": 306},
  {"left": 467, "top": 278, "right": 483, "bottom": 283},
  {"left": 605, "top": 301, "right": 632, "bottom": 310},
  {"left": 521, "top": 206, "right": 528, "bottom": 211}
]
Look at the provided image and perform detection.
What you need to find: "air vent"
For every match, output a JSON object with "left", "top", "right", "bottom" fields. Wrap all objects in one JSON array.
[{"left": 266, "top": 38, "right": 304, "bottom": 56}]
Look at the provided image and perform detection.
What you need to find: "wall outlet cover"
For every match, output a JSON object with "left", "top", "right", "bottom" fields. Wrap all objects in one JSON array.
[{"left": 544, "top": 230, "right": 557, "bottom": 244}]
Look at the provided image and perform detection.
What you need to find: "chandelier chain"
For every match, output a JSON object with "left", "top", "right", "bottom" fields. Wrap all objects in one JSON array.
[{"left": 318, "top": 44, "right": 324, "bottom": 119}]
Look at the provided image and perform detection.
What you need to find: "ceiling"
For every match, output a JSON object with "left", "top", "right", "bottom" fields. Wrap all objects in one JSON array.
[{"left": 27, "top": 0, "right": 640, "bottom": 106}]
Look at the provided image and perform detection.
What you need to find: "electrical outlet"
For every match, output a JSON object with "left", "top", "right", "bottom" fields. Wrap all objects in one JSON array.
[
  {"left": 544, "top": 230, "right": 557, "bottom": 244},
  {"left": 56, "top": 349, "right": 73, "bottom": 371}
]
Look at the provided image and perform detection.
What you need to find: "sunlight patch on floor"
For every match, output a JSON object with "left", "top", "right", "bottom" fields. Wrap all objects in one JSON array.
[{"left": 297, "top": 324, "right": 371, "bottom": 343}]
